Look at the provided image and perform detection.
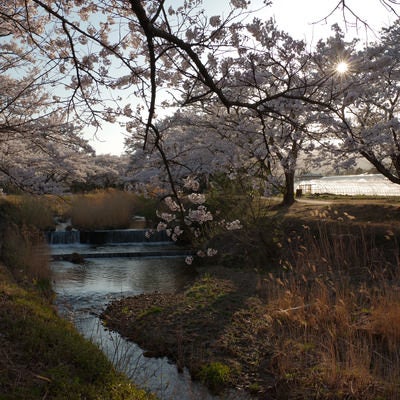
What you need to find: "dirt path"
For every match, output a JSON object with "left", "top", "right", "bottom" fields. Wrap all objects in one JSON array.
[{"left": 296, "top": 198, "right": 332, "bottom": 205}]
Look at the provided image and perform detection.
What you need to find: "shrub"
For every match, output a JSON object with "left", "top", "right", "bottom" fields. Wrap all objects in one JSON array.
[{"left": 199, "top": 361, "right": 231, "bottom": 393}]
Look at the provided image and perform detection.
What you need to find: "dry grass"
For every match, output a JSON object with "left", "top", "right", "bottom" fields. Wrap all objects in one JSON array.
[
  {"left": 1, "top": 223, "right": 52, "bottom": 296},
  {"left": 1, "top": 195, "right": 56, "bottom": 230},
  {"left": 101, "top": 200, "right": 400, "bottom": 398},
  {"left": 257, "top": 208, "right": 400, "bottom": 399},
  {"left": 69, "top": 189, "right": 138, "bottom": 230},
  {"left": 0, "top": 196, "right": 54, "bottom": 296}
]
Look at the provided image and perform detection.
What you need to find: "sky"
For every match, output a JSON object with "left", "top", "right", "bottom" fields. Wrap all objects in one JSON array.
[{"left": 87, "top": 0, "right": 400, "bottom": 156}]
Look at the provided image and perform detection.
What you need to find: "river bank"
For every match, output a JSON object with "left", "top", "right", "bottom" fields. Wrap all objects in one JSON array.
[
  {"left": 102, "top": 200, "right": 400, "bottom": 399},
  {"left": 0, "top": 262, "right": 156, "bottom": 400},
  {"left": 102, "top": 266, "right": 268, "bottom": 397}
]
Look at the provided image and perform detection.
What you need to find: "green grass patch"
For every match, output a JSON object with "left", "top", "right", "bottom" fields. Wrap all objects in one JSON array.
[
  {"left": 0, "top": 263, "right": 156, "bottom": 400},
  {"left": 198, "top": 362, "right": 231, "bottom": 393},
  {"left": 185, "top": 274, "right": 232, "bottom": 304}
]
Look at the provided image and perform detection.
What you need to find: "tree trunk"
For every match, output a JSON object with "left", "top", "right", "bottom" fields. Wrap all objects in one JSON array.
[{"left": 282, "top": 170, "right": 296, "bottom": 206}]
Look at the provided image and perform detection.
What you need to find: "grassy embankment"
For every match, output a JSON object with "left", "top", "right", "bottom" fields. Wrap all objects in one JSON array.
[
  {"left": 102, "top": 197, "right": 400, "bottom": 399},
  {"left": 0, "top": 193, "right": 157, "bottom": 400}
]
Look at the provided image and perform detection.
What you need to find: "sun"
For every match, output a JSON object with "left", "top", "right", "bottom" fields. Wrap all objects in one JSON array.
[{"left": 336, "top": 61, "right": 349, "bottom": 74}]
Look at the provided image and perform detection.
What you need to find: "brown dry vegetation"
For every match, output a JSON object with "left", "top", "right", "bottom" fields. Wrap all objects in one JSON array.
[
  {"left": 102, "top": 199, "right": 400, "bottom": 399},
  {"left": 69, "top": 190, "right": 139, "bottom": 229},
  {"left": 68, "top": 189, "right": 158, "bottom": 230}
]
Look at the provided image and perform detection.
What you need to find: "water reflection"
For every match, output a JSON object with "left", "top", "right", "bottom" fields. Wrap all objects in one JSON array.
[
  {"left": 52, "top": 257, "right": 195, "bottom": 298},
  {"left": 52, "top": 253, "right": 250, "bottom": 400}
]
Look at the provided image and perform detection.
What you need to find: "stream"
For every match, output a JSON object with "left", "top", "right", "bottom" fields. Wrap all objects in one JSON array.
[{"left": 50, "top": 242, "right": 251, "bottom": 400}]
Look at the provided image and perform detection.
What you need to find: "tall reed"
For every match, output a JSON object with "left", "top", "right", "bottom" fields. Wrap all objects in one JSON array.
[
  {"left": 258, "top": 210, "right": 400, "bottom": 399},
  {"left": 70, "top": 189, "right": 138, "bottom": 230}
]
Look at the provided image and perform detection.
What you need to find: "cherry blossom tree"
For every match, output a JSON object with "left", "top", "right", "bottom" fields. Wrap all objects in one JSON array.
[
  {"left": 345, "top": 23, "right": 400, "bottom": 184},
  {"left": 2, "top": 0, "right": 400, "bottom": 197},
  {"left": 0, "top": 1, "right": 341, "bottom": 138},
  {"left": 314, "top": 22, "right": 400, "bottom": 184},
  {"left": 127, "top": 97, "right": 324, "bottom": 206},
  {"left": 0, "top": 71, "right": 93, "bottom": 193},
  {"left": 80, "top": 154, "right": 131, "bottom": 190},
  {"left": 119, "top": 12, "right": 332, "bottom": 205},
  {"left": 0, "top": 3, "right": 96, "bottom": 193}
]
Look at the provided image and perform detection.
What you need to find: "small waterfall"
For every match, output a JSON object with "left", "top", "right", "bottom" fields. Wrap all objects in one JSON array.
[
  {"left": 46, "top": 229, "right": 171, "bottom": 245},
  {"left": 46, "top": 230, "right": 80, "bottom": 244},
  {"left": 80, "top": 229, "right": 170, "bottom": 244}
]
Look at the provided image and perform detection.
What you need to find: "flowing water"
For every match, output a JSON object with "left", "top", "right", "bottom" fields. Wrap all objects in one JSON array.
[{"left": 51, "top": 244, "right": 251, "bottom": 400}]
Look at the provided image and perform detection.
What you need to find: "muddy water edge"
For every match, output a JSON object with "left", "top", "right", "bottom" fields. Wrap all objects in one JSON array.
[{"left": 51, "top": 253, "right": 253, "bottom": 400}]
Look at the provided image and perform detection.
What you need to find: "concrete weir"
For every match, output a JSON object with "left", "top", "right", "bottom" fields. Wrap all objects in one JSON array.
[
  {"left": 79, "top": 229, "right": 170, "bottom": 244},
  {"left": 46, "top": 229, "right": 193, "bottom": 260},
  {"left": 46, "top": 229, "right": 170, "bottom": 245}
]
